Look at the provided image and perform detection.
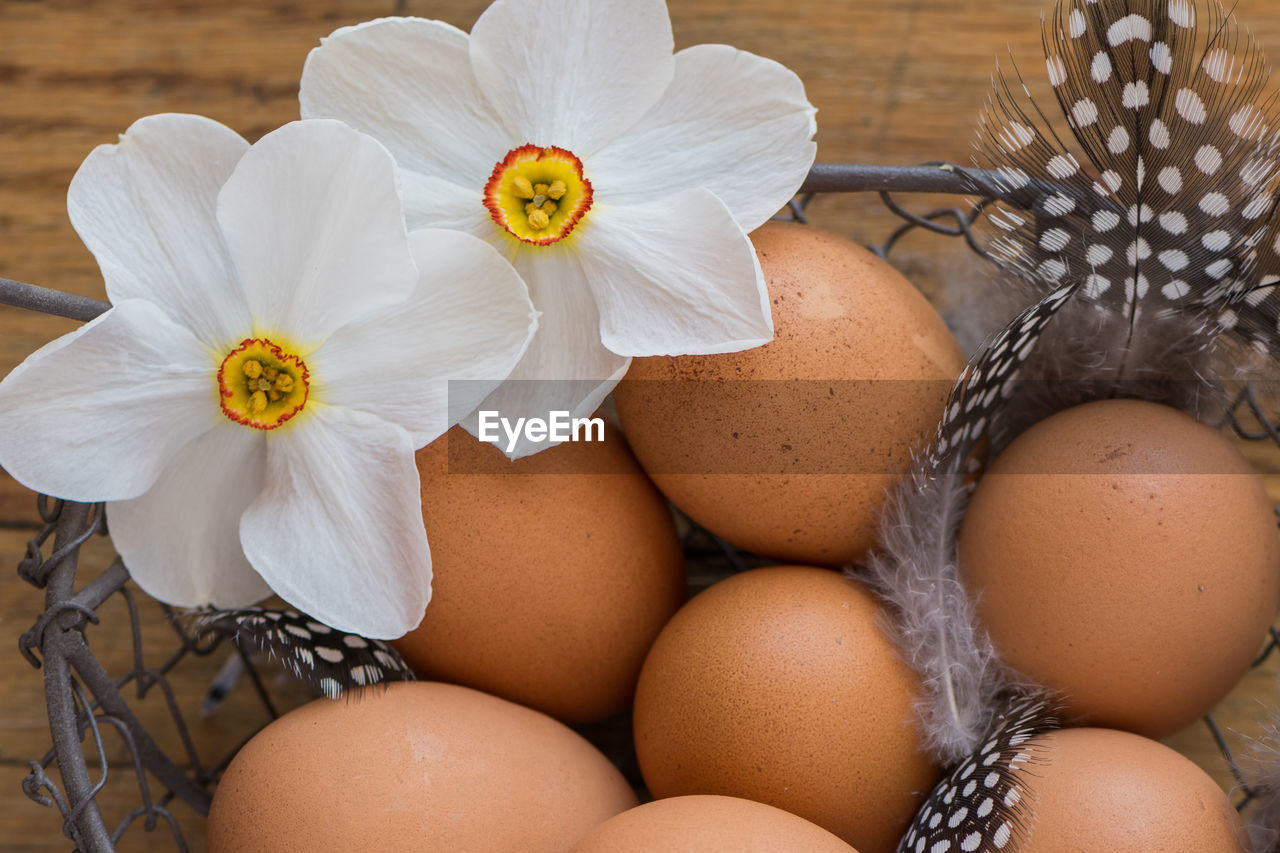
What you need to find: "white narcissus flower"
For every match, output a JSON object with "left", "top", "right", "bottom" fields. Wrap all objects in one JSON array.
[
  {"left": 299, "top": 0, "right": 817, "bottom": 458},
  {"left": 0, "top": 115, "right": 538, "bottom": 639}
]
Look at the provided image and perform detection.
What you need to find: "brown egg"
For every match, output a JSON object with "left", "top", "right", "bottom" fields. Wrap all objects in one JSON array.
[
  {"left": 569, "top": 795, "right": 862, "bottom": 852},
  {"left": 958, "top": 398, "right": 1280, "bottom": 738},
  {"left": 633, "top": 566, "right": 939, "bottom": 853},
  {"left": 395, "top": 423, "right": 686, "bottom": 725},
  {"left": 206, "top": 682, "right": 638, "bottom": 852},
  {"left": 614, "top": 221, "right": 965, "bottom": 567},
  {"left": 1012, "top": 728, "right": 1244, "bottom": 852}
]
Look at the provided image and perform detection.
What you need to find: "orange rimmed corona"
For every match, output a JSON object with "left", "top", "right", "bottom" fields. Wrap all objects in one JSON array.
[
  {"left": 217, "top": 337, "right": 311, "bottom": 430},
  {"left": 483, "top": 145, "right": 593, "bottom": 245}
]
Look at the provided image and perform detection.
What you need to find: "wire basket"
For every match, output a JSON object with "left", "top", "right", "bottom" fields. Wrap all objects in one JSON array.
[{"left": 9, "top": 164, "right": 1280, "bottom": 851}]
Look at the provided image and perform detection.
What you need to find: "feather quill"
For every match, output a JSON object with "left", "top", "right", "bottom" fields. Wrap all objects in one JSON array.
[
  {"left": 861, "top": 286, "right": 1073, "bottom": 765},
  {"left": 896, "top": 696, "right": 1061, "bottom": 853},
  {"left": 864, "top": 468, "right": 1002, "bottom": 761}
]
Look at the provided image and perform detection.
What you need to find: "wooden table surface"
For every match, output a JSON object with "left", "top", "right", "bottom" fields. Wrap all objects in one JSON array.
[{"left": 5, "top": 0, "right": 1280, "bottom": 850}]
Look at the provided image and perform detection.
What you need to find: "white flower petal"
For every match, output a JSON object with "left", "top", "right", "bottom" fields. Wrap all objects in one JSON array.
[
  {"left": 576, "top": 188, "right": 772, "bottom": 356},
  {"left": 240, "top": 407, "right": 430, "bottom": 639},
  {"left": 67, "top": 113, "right": 251, "bottom": 348},
  {"left": 462, "top": 248, "right": 629, "bottom": 459},
  {"left": 504, "top": 248, "right": 626, "bottom": 381},
  {"left": 109, "top": 424, "right": 272, "bottom": 608},
  {"left": 588, "top": 44, "right": 817, "bottom": 232},
  {"left": 300, "top": 17, "right": 514, "bottom": 188},
  {"left": 468, "top": 0, "right": 675, "bottom": 156},
  {"left": 216, "top": 120, "right": 417, "bottom": 346},
  {"left": 311, "top": 229, "right": 537, "bottom": 446},
  {"left": 0, "top": 299, "right": 218, "bottom": 502},
  {"left": 399, "top": 169, "right": 495, "bottom": 238}
]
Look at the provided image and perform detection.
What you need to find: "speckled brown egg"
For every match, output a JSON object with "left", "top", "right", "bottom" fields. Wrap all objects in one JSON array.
[
  {"left": 632, "top": 565, "right": 938, "bottom": 853},
  {"left": 206, "top": 681, "right": 638, "bottom": 852},
  {"left": 958, "top": 398, "right": 1280, "bottom": 738},
  {"left": 613, "top": 221, "right": 965, "bottom": 567},
  {"left": 1011, "top": 728, "right": 1244, "bottom": 852},
  {"left": 394, "top": 423, "right": 686, "bottom": 725},
  {"left": 568, "top": 795, "right": 862, "bottom": 852}
]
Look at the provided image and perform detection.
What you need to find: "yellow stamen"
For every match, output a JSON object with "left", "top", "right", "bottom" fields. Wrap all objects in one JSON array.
[
  {"left": 483, "top": 144, "right": 593, "bottom": 245},
  {"left": 512, "top": 176, "right": 535, "bottom": 199},
  {"left": 217, "top": 338, "right": 310, "bottom": 431}
]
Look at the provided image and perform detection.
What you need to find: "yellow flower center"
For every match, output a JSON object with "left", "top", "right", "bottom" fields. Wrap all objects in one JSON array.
[
  {"left": 484, "top": 145, "right": 593, "bottom": 245},
  {"left": 217, "top": 338, "right": 310, "bottom": 430}
]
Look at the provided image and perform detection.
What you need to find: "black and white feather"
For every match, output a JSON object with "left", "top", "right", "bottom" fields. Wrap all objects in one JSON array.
[
  {"left": 978, "top": 0, "right": 1280, "bottom": 340},
  {"left": 932, "top": 284, "right": 1080, "bottom": 471},
  {"left": 866, "top": 0, "right": 1280, "bottom": 785},
  {"left": 863, "top": 287, "right": 1074, "bottom": 763},
  {"left": 196, "top": 607, "right": 416, "bottom": 699},
  {"left": 897, "top": 696, "right": 1060, "bottom": 853}
]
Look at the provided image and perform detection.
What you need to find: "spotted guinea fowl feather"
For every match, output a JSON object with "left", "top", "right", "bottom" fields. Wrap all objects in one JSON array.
[
  {"left": 195, "top": 607, "right": 416, "bottom": 698},
  {"left": 897, "top": 696, "right": 1060, "bottom": 853},
  {"left": 932, "top": 285, "right": 1080, "bottom": 469},
  {"left": 977, "top": 0, "right": 1280, "bottom": 332},
  {"left": 869, "top": 2, "right": 1280, "bottom": 849},
  {"left": 863, "top": 286, "right": 1074, "bottom": 766}
]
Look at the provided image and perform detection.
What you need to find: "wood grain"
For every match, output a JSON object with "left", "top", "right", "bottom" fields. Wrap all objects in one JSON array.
[{"left": 4, "top": 0, "right": 1280, "bottom": 850}]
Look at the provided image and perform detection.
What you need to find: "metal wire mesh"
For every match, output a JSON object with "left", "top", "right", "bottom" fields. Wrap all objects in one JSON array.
[
  {"left": 14, "top": 499, "right": 303, "bottom": 851},
  {"left": 8, "top": 164, "right": 1280, "bottom": 850}
]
